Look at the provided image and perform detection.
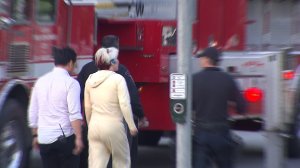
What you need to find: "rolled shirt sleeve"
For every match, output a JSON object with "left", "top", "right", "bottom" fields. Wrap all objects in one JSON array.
[
  {"left": 67, "top": 81, "right": 83, "bottom": 121},
  {"left": 230, "top": 78, "right": 247, "bottom": 114}
]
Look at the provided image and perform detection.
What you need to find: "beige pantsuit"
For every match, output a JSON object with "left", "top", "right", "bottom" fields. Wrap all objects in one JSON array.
[
  {"left": 88, "top": 115, "right": 130, "bottom": 168},
  {"left": 85, "top": 71, "right": 137, "bottom": 168}
]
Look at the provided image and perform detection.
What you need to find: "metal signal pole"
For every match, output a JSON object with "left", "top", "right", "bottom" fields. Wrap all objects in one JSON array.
[{"left": 176, "top": 0, "right": 195, "bottom": 167}]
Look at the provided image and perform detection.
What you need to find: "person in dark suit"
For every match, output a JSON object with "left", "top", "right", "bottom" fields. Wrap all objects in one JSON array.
[{"left": 78, "top": 35, "right": 147, "bottom": 168}]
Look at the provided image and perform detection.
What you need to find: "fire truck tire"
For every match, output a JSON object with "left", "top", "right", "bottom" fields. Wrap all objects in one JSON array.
[
  {"left": 138, "top": 131, "right": 163, "bottom": 146},
  {"left": 0, "top": 99, "right": 30, "bottom": 168}
]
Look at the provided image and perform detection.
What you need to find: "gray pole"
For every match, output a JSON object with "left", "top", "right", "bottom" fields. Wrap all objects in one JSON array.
[
  {"left": 176, "top": 0, "right": 194, "bottom": 167},
  {"left": 265, "top": 52, "right": 286, "bottom": 168}
]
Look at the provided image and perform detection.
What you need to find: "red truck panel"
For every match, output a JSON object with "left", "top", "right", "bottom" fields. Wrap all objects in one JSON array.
[
  {"left": 139, "top": 83, "right": 175, "bottom": 130},
  {"left": 195, "top": 0, "right": 246, "bottom": 50},
  {"left": 69, "top": 5, "right": 95, "bottom": 56},
  {"left": 97, "top": 19, "right": 176, "bottom": 83}
]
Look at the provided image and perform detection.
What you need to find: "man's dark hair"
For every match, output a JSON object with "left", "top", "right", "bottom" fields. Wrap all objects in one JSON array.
[
  {"left": 196, "top": 47, "right": 221, "bottom": 66},
  {"left": 52, "top": 47, "right": 77, "bottom": 65},
  {"left": 101, "top": 35, "right": 119, "bottom": 49},
  {"left": 209, "top": 58, "right": 219, "bottom": 66}
]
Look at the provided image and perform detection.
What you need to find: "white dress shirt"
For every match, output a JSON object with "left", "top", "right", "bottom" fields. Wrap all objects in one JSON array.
[{"left": 28, "top": 67, "right": 82, "bottom": 144}]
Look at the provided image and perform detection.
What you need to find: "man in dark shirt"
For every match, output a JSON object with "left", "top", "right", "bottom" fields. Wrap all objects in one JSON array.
[
  {"left": 192, "top": 47, "right": 246, "bottom": 168},
  {"left": 77, "top": 35, "right": 146, "bottom": 168}
]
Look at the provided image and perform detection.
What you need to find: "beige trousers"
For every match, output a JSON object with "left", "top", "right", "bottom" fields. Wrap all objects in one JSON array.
[{"left": 88, "top": 115, "right": 130, "bottom": 168}]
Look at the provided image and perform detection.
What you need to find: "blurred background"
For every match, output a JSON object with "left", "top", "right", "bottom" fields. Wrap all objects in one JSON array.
[{"left": 1, "top": 0, "right": 300, "bottom": 167}]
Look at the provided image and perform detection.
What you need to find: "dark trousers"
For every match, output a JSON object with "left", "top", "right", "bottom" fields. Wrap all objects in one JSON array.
[
  {"left": 192, "top": 129, "right": 235, "bottom": 168},
  {"left": 127, "top": 117, "right": 139, "bottom": 168},
  {"left": 79, "top": 126, "right": 89, "bottom": 168},
  {"left": 39, "top": 134, "right": 79, "bottom": 168}
]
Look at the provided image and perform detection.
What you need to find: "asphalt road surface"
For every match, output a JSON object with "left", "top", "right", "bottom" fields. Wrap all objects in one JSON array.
[
  {"left": 30, "top": 132, "right": 300, "bottom": 168},
  {"left": 135, "top": 132, "right": 300, "bottom": 168}
]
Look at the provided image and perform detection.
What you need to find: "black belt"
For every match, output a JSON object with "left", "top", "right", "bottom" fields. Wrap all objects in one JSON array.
[{"left": 194, "top": 122, "right": 229, "bottom": 131}]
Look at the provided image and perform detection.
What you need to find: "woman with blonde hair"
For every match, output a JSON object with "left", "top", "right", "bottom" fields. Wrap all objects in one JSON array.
[{"left": 84, "top": 47, "right": 138, "bottom": 168}]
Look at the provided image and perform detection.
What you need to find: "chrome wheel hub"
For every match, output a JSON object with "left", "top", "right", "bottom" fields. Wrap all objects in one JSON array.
[{"left": 0, "top": 121, "right": 23, "bottom": 168}]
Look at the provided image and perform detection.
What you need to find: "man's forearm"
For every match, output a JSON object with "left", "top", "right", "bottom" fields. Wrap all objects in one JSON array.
[
  {"left": 31, "top": 128, "right": 38, "bottom": 136},
  {"left": 71, "top": 119, "right": 82, "bottom": 139}
]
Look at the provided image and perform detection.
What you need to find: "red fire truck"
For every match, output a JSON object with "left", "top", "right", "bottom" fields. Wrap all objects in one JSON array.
[
  {"left": 0, "top": 0, "right": 94, "bottom": 167},
  {"left": 1, "top": 0, "right": 300, "bottom": 167},
  {"left": 95, "top": 0, "right": 246, "bottom": 145}
]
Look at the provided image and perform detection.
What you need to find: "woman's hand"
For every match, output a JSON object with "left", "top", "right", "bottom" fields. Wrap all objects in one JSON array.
[
  {"left": 130, "top": 128, "right": 138, "bottom": 136},
  {"left": 138, "top": 117, "right": 149, "bottom": 128}
]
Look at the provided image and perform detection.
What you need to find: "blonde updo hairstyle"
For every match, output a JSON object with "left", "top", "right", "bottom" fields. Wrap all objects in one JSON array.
[{"left": 94, "top": 47, "right": 119, "bottom": 70}]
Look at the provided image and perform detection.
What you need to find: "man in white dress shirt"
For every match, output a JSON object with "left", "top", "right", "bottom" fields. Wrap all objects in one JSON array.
[{"left": 28, "top": 47, "right": 84, "bottom": 168}]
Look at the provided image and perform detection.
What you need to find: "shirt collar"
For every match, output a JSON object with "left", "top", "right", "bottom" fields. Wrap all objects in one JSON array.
[
  {"left": 53, "top": 67, "right": 70, "bottom": 76},
  {"left": 203, "top": 67, "right": 221, "bottom": 71}
]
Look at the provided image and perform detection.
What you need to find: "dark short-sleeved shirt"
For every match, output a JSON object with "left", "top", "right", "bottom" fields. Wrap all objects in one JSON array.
[{"left": 192, "top": 67, "right": 246, "bottom": 129}]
